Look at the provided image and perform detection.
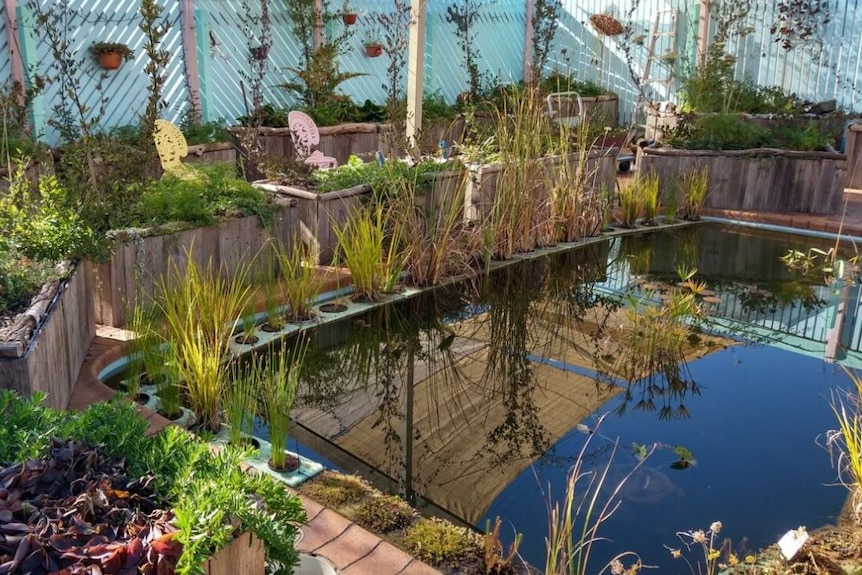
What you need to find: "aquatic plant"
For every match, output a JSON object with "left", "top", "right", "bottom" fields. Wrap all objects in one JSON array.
[
  {"left": 259, "top": 252, "right": 284, "bottom": 330},
  {"left": 222, "top": 361, "right": 259, "bottom": 448},
  {"left": 544, "top": 415, "right": 653, "bottom": 575},
  {"left": 680, "top": 165, "right": 709, "bottom": 221},
  {"left": 392, "top": 169, "right": 480, "bottom": 286},
  {"left": 261, "top": 339, "right": 307, "bottom": 471},
  {"left": 827, "top": 368, "right": 862, "bottom": 522},
  {"left": 153, "top": 249, "right": 253, "bottom": 432},
  {"left": 275, "top": 237, "right": 325, "bottom": 321},
  {"left": 639, "top": 171, "right": 660, "bottom": 225},
  {"left": 490, "top": 86, "right": 554, "bottom": 259},
  {"left": 617, "top": 180, "right": 641, "bottom": 228},
  {"left": 482, "top": 516, "right": 523, "bottom": 575},
  {"left": 666, "top": 521, "right": 728, "bottom": 575},
  {"left": 333, "top": 204, "right": 405, "bottom": 300},
  {"left": 550, "top": 115, "right": 608, "bottom": 242}
]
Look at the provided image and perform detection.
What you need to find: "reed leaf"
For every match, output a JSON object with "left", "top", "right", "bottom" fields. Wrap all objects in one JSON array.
[
  {"left": 275, "top": 238, "right": 325, "bottom": 321},
  {"left": 639, "top": 171, "right": 660, "bottom": 224},
  {"left": 681, "top": 165, "right": 709, "bottom": 221},
  {"left": 261, "top": 338, "right": 308, "bottom": 470}
]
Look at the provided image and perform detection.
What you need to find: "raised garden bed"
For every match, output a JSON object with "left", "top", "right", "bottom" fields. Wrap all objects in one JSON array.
[
  {"left": 91, "top": 205, "right": 300, "bottom": 328},
  {"left": 0, "top": 263, "right": 94, "bottom": 410},
  {"left": 639, "top": 146, "right": 847, "bottom": 215},
  {"left": 183, "top": 141, "right": 237, "bottom": 164}
]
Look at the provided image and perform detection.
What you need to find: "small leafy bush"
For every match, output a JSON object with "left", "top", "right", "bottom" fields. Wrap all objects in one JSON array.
[
  {"left": 355, "top": 494, "right": 417, "bottom": 533},
  {"left": 0, "top": 165, "right": 101, "bottom": 262},
  {"left": 404, "top": 518, "right": 482, "bottom": 568}
]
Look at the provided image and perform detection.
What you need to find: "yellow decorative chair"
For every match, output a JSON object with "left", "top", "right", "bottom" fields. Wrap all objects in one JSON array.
[{"left": 154, "top": 119, "right": 191, "bottom": 175}]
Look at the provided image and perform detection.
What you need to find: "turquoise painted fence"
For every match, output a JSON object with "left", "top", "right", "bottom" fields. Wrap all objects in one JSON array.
[{"left": 3, "top": 0, "right": 862, "bottom": 145}]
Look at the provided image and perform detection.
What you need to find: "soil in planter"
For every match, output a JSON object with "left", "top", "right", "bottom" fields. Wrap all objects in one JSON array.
[
  {"left": 287, "top": 312, "right": 317, "bottom": 323},
  {"left": 319, "top": 302, "right": 349, "bottom": 314},
  {"left": 0, "top": 438, "right": 182, "bottom": 575},
  {"left": 260, "top": 321, "right": 285, "bottom": 332},
  {"left": 269, "top": 453, "right": 301, "bottom": 473},
  {"left": 234, "top": 333, "right": 260, "bottom": 345}
]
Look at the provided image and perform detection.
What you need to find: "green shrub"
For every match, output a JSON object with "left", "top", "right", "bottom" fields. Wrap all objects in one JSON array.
[
  {"left": 126, "top": 162, "right": 272, "bottom": 228},
  {"left": 180, "top": 111, "right": 231, "bottom": 145},
  {"left": 0, "top": 240, "right": 57, "bottom": 312},
  {"left": 404, "top": 518, "right": 482, "bottom": 568},
  {"left": 355, "top": 494, "right": 418, "bottom": 533},
  {"left": 666, "top": 113, "right": 837, "bottom": 151}
]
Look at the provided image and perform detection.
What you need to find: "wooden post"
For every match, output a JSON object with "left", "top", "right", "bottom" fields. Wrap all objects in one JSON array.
[
  {"left": 194, "top": 9, "right": 212, "bottom": 121},
  {"left": 181, "top": 0, "right": 202, "bottom": 118},
  {"left": 697, "top": 0, "right": 711, "bottom": 69},
  {"left": 313, "top": 0, "right": 323, "bottom": 50},
  {"left": 523, "top": 0, "right": 534, "bottom": 82},
  {"left": 4, "top": 0, "right": 24, "bottom": 97},
  {"left": 406, "top": 0, "right": 426, "bottom": 156}
]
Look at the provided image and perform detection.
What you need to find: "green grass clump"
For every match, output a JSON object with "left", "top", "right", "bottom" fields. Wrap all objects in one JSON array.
[
  {"left": 355, "top": 494, "right": 417, "bottom": 533},
  {"left": 404, "top": 518, "right": 482, "bottom": 568},
  {"left": 299, "top": 471, "right": 373, "bottom": 508}
]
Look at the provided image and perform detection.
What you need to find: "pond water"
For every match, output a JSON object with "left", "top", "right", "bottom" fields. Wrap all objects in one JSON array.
[{"left": 281, "top": 223, "right": 860, "bottom": 572}]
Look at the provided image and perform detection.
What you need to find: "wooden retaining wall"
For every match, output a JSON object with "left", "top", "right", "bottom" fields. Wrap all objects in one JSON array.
[
  {"left": 183, "top": 142, "right": 237, "bottom": 164},
  {"left": 92, "top": 205, "right": 300, "bottom": 328},
  {"left": 253, "top": 183, "right": 369, "bottom": 267},
  {"left": 639, "top": 147, "right": 848, "bottom": 215},
  {"left": 0, "top": 264, "right": 95, "bottom": 410}
]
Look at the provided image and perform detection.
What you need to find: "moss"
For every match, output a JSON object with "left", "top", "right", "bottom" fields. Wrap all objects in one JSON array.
[
  {"left": 404, "top": 517, "right": 482, "bottom": 568},
  {"left": 298, "top": 471, "right": 372, "bottom": 508},
  {"left": 355, "top": 494, "right": 417, "bottom": 533}
]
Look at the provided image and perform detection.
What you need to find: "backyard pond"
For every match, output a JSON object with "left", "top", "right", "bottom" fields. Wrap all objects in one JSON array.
[{"left": 280, "top": 223, "right": 859, "bottom": 572}]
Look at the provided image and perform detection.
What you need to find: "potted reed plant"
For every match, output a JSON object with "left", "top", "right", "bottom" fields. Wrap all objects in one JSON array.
[
  {"left": 90, "top": 41, "right": 135, "bottom": 70},
  {"left": 222, "top": 363, "right": 259, "bottom": 449},
  {"left": 261, "top": 341, "right": 307, "bottom": 473},
  {"left": 276, "top": 238, "right": 325, "bottom": 322}
]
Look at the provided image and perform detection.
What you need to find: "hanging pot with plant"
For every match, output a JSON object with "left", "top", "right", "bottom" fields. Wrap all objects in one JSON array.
[
  {"left": 363, "top": 42, "right": 383, "bottom": 57},
  {"left": 342, "top": 0, "right": 357, "bottom": 24},
  {"left": 90, "top": 41, "right": 135, "bottom": 70}
]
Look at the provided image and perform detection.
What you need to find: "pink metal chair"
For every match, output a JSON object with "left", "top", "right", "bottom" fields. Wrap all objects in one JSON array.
[{"left": 288, "top": 111, "right": 338, "bottom": 168}]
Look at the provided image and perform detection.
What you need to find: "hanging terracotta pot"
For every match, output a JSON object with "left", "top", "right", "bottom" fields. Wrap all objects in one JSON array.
[
  {"left": 342, "top": 12, "right": 357, "bottom": 25},
  {"left": 363, "top": 43, "right": 383, "bottom": 58},
  {"left": 97, "top": 52, "right": 123, "bottom": 70}
]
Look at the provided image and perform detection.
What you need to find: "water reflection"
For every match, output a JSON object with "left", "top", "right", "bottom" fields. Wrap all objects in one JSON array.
[{"left": 289, "top": 224, "right": 851, "bottom": 567}]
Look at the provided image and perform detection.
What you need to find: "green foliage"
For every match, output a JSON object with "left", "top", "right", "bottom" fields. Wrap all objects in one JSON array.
[
  {"left": 180, "top": 112, "right": 231, "bottom": 145},
  {"left": 0, "top": 390, "right": 71, "bottom": 465},
  {"left": 127, "top": 162, "right": 273, "bottom": 228},
  {"left": 281, "top": 44, "right": 363, "bottom": 110},
  {"left": 0, "top": 240, "right": 56, "bottom": 312},
  {"left": 354, "top": 494, "right": 417, "bottom": 533},
  {"left": 139, "top": 0, "right": 171, "bottom": 157},
  {"left": 0, "top": 165, "right": 101, "bottom": 262},
  {"left": 404, "top": 518, "right": 482, "bottom": 568},
  {"left": 311, "top": 155, "right": 459, "bottom": 200},
  {"left": 237, "top": 103, "right": 291, "bottom": 128},
  {"left": 89, "top": 41, "right": 135, "bottom": 59},
  {"left": 665, "top": 113, "right": 837, "bottom": 151}
]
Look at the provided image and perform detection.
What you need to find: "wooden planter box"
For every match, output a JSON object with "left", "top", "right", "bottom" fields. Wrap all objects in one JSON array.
[
  {"left": 252, "top": 182, "right": 371, "bottom": 266},
  {"left": 231, "top": 123, "right": 388, "bottom": 175},
  {"left": 639, "top": 146, "right": 847, "bottom": 215},
  {"left": 183, "top": 141, "right": 237, "bottom": 164},
  {"left": 203, "top": 531, "right": 265, "bottom": 575},
  {"left": 91, "top": 206, "right": 300, "bottom": 328},
  {"left": 465, "top": 148, "right": 619, "bottom": 222},
  {"left": 582, "top": 94, "right": 619, "bottom": 127},
  {"left": 0, "top": 263, "right": 95, "bottom": 410}
]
